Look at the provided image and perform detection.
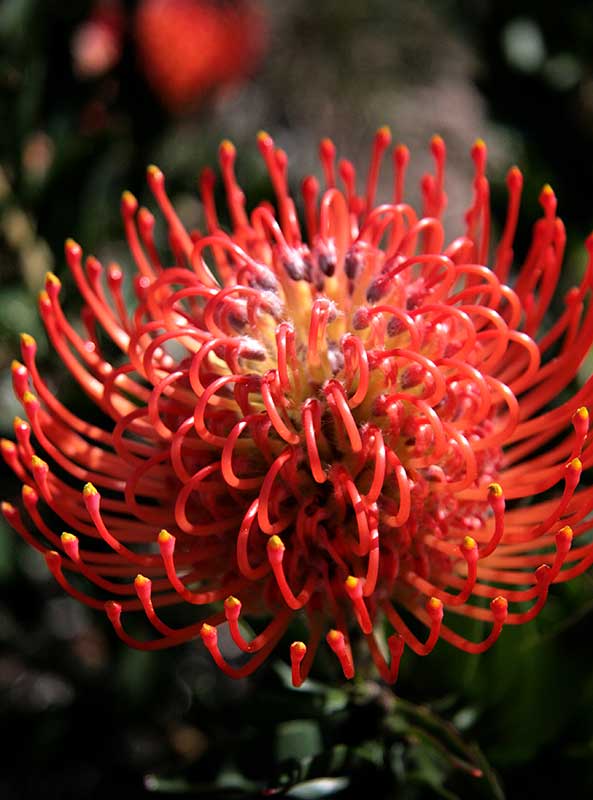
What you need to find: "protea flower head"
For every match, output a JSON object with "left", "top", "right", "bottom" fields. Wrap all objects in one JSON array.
[{"left": 4, "top": 129, "right": 593, "bottom": 688}]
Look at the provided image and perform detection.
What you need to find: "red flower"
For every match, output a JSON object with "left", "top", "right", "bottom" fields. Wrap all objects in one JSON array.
[
  {"left": 4, "top": 130, "right": 593, "bottom": 687},
  {"left": 134, "top": 0, "right": 267, "bottom": 112}
]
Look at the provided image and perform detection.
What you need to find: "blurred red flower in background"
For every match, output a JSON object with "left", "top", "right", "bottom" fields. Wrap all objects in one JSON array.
[
  {"left": 134, "top": 0, "right": 267, "bottom": 112},
  {"left": 71, "top": 0, "right": 125, "bottom": 79},
  {"left": 4, "top": 130, "right": 593, "bottom": 687}
]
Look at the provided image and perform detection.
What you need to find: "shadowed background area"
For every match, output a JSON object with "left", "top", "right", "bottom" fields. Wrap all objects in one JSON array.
[{"left": 1, "top": 1, "right": 593, "bottom": 798}]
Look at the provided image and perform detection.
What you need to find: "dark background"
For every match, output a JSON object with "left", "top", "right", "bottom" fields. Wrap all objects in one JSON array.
[{"left": 2, "top": 1, "right": 593, "bottom": 797}]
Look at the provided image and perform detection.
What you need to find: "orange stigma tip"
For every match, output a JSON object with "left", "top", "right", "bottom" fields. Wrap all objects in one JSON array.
[
  {"left": 224, "top": 596, "right": 241, "bottom": 609},
  {"left": 65, "top": 237, "right": 80, "bottom": 249},
  {"left": 257, "top": 131, "right": 272, "bottom": 147},
  {"left": 558, "top": 525, "right": 573, "bottom": 541},
  {"left": 291, "top": 641, "right": 306, "bottom": 657},
  {"left": 488, "top": 482, "right": 503, "bottom": 497},
  {"left": 22, "top": 485, "right": 35, "bottom": 495},
  {"left": 267, "top": 535, "right": 285, "bottom": 551},
  {"left": 157, "top": 529, "right": 173, "bottom": 544},
  {"left": 105, "top": 601, "right": 121, "bottom": 619},
  {"left": 83, "top": 482, "right": 98, "bottom": 496},
  {"left": 542, "top": 183, "right": 554, "bottom": 195},
  {"left": 473, "top": 137, "right": 486, "bottom": 149},
  {"left": 491, "top": 596, "right": 508, "bottom": 617},
  {"left": 135, "top": 574, "right": 150, "bottom": 586},
  {"left": 462, "top": 536, "right": 477, "bottom": 551},
  {"left": 1, "top": 439, "right": 15, "bottom": 451},
  {"left": 31, "top": 455, "right": 47, "bottom": 469},
  {"left": 219, "top": 139, "right": 235, "bottom": 153},
  {"left": 345, "top": 575, "right": 359, "bottom": 590},
  {"left": 200, "top": 623, "right": 216, "bottom": 640},
  {"left": 45, "top": 272, "right": 61, "bottom": 286},
  {"left": 568, "top": 457, "right": 583, "bottom": 471},
  {"left": 376, "top": 125, "right": 392, "bottom": 141},
  {"left": 11, "top": 360, "right": 24, "bottom": 371},
  {"left": 327, "top": 629, "right": 343, "bottom": 644},
  {"left": 427, "top": 597, "right": 443, "bottom": 613},
  {"left": 507, "top": 166, "right": 523, "bottom": 187},
  {"left": 147, "top": 164, "right": 161, "bottom": 176},
  {"left": 121, "top": 191, "right": 138, "bottom": 211},
  {"left": 60, "top": 532, "right": 78, "bottom": 544},
  {"left": 576, "top": 406, "right": 589, "bottom": 419},
  {"left": 20, "top": 333, "right": 36, "bottom": 346},
  {"left": 22, "top": 390, "right": 37, "bottom": 403}
]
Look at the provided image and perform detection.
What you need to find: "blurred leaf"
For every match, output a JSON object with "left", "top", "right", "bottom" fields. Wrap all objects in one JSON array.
[
  {"left": 285, "top": 776, "right": 350, "bottom": 798},
  {"left": 275, "top": 719, "right": 323, "bottom": 763}
]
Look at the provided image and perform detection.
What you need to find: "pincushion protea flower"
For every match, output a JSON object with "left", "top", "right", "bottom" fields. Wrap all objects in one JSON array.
[{"left": 3, "top": 128, "right": 593, "bottom": 688}]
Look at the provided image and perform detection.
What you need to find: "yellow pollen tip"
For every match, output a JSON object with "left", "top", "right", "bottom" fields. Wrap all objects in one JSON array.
[
  {"left": 147, "top": 164, "right": 161, "bottom": 177},
  {"left": 135, "top": 574, "right": 150, "bottom": 586},
  {"left": 122, "top": 190, "right": 136, "bottom": 202},
  {"left": 268, "top": 535, "right": 284, "bottom": 551},
  {"left": 488, "top": 482, "right": 503, "bottom": 497},
  {"left": 65, "top": 237, "right": 79, "bottom": 249},
  {"left": 577, "top": 406, "right": 589, "bottom": 419},
  {"left": 11, "top": 360, "right": 24, "bottom": 371},
  {"left": 31, "top": 455, "right": 47, "bottom": 469},
  {"left": 377, "top": 124, "right": 391, "bottom": 137},
  {"left": 83, "top": 482, "right": 98, "bottom": 496},
  {"left": 462, "top": 536, "right": 477, "bottom": 551},
  {"left": 291, "top": 641, "right": 306, "bottom": 655},
  {"left": 568, "top": 457, "right": 583, "bottom": 471},
  {"left": 559, "top": 525, "right": 573, "bottom": 541},
  {"left": 20, "top": 333, "right": 36, "bottom": 346},
  {"left": 327, "top": 629, "right": 343, "bottom": 644},
  {"left": 22, "top": 391, "right": 37, "bottom": 404},
  {"left": 220, "top": 138, "right": 235, "bottom": 152},
  {"left": 61, "top": 532, "right": 78, "bottom": 544},
  {"left": 428, "top": 597, "right": 443, "bottom": 611},
  {"left": 13, "top": 416, "right": 25, "bottom": 427},
  {"left": 45, "top": 271, "right": 61, "bottom": 286},
  {"left": 22, "top": 485, "right": 35, "bottom": 496},
  {"left": 542, "top": 183, "right": 554, "bottom": 195},
  {"left": 201, "top": 623, "right": 215, "bottom": 636},
  {"left": 1, "top": 502, "right": 15, "bottom": 512},
  {"left": 38, "top": 290, "right": 50, "bottom": 304},
  {"left": 1, "top": 439, "right": 15, "bottom": 451},
  {"left": 473, "top": 137, "right": 486, "bottom": 149},
  {"left": 257, "top": 130, "right": 270, "bottom": 142},
  {"left": 158, "top": 529, "right": 173, "bottom": 544},
  {"left": 345, "top": 575, "right": 359, "bottom": 590},
  {"left": 224, "top": 595, "right": 240, "bottom": 608}
]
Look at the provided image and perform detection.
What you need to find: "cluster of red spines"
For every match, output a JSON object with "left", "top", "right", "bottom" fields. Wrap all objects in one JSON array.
[{"left": 3, "top": 128, "right": 593, "bottom": 687}]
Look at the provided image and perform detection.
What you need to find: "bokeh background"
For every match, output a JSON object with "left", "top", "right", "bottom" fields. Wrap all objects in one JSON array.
[{"left": 2, "top": 1, "right": 593, "bottom": 797}]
